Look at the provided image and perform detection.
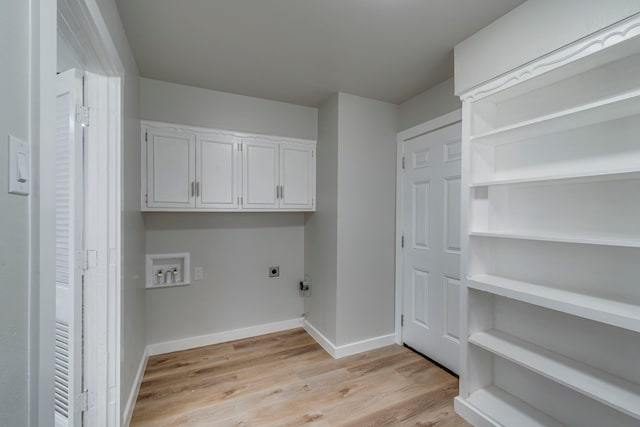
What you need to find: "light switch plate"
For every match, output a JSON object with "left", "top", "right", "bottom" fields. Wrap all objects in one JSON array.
[{"left": 8, "top": 135, "right": 30, "bottom": 196}]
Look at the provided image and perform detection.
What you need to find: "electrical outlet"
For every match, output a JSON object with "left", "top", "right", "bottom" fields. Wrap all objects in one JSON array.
[
  {"left": 194, "top": 266, "right": 203, "bottom": 281},
  {"left": 269, "top": 266, "right": 280, "bottom": 277}
]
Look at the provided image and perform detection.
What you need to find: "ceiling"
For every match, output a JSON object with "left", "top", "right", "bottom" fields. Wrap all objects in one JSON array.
[{"left": 115, "top": 0, "right": 525, "bottom": 107}]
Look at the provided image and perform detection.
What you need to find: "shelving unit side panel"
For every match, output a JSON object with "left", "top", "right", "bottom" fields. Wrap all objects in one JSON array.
[{"left": 459, "top": 100, "right": 475, "bottom": 399}]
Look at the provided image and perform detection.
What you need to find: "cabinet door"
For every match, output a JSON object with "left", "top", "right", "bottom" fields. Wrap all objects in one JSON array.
[
  {"left": 242, "top": 140, "right": 278, "bottom": 209},
  {"left": 280, "top": 143, "right": 315, "bottom": 210},
  {"left": 146, "top": 128, "right": 195, "bottom": 208},
  {"left": 197, "top": 135, "right": 240, "bottom": 209}
]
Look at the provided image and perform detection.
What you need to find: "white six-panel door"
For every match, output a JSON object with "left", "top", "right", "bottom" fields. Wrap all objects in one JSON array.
[
  {"left": 401, "top": 121, "right": 462, "bottom": 373},
  {"left": 55, "top": 69, "right": 85, "bottom": 427}
]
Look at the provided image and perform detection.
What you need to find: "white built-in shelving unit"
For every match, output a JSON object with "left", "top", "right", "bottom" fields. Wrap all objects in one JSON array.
[{"left": 455, "top": 14, "right": 640, "bottom": 427}]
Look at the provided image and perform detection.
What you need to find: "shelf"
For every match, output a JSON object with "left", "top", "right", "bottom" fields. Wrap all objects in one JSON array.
[
  {"left": 470, "top": 89, "right": 640, "bottom": 145},
  {"left": 471, "top": 169, "right": 640, "bottom": 188},
  {"left": 469, "top": 231, "right": 640, "bottom": 248},
  {"left": 468, "top": 274, "right": 640, "bottom": 333},
  {"left": 470, "top": 330, "right": 640, "bottom": 420},
  {"left": 462, "top": 386, "right": 566, "bottom": 427}
]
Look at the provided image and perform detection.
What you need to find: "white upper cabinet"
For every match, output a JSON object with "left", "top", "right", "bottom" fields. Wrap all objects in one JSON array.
[
  {"left": 197, "top": 134, "right": 240, "bottom": 209},
  {"left": 146, "top": 127, "right": 195, "bottom": 209},
  {"left": 280, "top": 143, "right": 314, "bottom": 210},
  {"left": 142, "top": 121, "right": 315, "bottom": 212},
  {"left": 242, "top": 139, "right": 315, "bottom": 210},
  {"left": 243, "top": 140, "right": 279, "bottom": 209}
]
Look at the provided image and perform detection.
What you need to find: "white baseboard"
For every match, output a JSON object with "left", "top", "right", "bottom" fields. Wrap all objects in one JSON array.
[
  {"left": 454, "top": 396, "right": 498, "bottom": 427},
  {"left": 302, "top": 319, "right": 397, "bottom": 359},
  {"left": 122, "top": 348, "right": 149, "bottom": 427},
  {"left": 146, "top": 318, "right": 303, "bottom": 356},
  {"left": 301, "top": 319, "right": 336, "bottom": 356}
]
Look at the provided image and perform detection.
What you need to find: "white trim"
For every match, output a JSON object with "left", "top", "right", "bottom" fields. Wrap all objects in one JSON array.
[
  {"left": 146, "top": 318, "right": 303, "bottom": 356},
  {"left": 302, "top": 320, "right": 397, "bottom": 359},
  {"left": 461, "top": 12, "right": 640, "bottom": 101},
  {"left": 108, "top": 75, "right": 122, "bottom": 427},
  {"left": 121, "top": 348, "right": 148, "bottom": 427},
  {"left": 394, "top": 109, "right": 462, "bottom": 346},
  {"left": 454, "top": 397, "right": 497, "bottom": 427},
  {"left": 334, "top": 334, "right": 397, "bottom": 359},
  {"left": 301, "top": 320, "right": 337, "bottom": 357},
  {"left": 32, "top": 0, "right": 58, "bottom": 424},
  {"left": 56, "top": 2, "right": 124, "bottom": 426},
  {"left": 142, "top": 120, "right": 316, "bottom": 146},
  {"left": 397, "top": 110, "right": 462, "bottom": 141},
  {"left": 394, "top": 137, "right": 404, "bottom": 346}
]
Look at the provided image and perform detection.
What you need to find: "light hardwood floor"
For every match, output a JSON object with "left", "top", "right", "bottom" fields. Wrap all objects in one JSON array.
[{"left": 130, "top": 328, "right": 470, "bottom": 426}]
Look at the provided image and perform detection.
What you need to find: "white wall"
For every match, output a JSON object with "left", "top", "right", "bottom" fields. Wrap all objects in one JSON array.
[
  {"left": 398, "top": 78, "right": 460, "bottom": 132},
  {"left": 335, "top": 93, "right": 398, "bottom": 346},
  {"left": 140, "top": 78, "right": 317, "bottom": 140},
  {"left": 304, "top": 93, "right": 398, "bottom": 348},
  {"left": 303, "top": 94, "right": 339, "bottom": 343},
  {"left": 0, "top": 1, "right": 30, "bottom": 425},
  {"left": 140, "top": 80, "right": 317, "bottom": 346},
  {"left": 455, "top": 0, "right": 640, "bottom": 93},
  {"left": 93, "top": 0, "right": 147, "bottom": 417}
]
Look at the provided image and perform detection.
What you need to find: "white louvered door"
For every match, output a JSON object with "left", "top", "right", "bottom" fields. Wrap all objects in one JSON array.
[{"left": 55, "top": 69, "right": 85, "bottom": 427}]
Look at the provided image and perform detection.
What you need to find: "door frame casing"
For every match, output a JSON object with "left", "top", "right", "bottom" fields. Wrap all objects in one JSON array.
[
  {"left": 54, "top": 1, "right": 124, "bottom": 426},
  {"left": 394, "top": 110, "right": 462, "bottom": 345}
]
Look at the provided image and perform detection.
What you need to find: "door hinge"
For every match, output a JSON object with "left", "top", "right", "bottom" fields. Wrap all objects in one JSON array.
[
  {"left": 402, "top": 156, "right": 405, "bottom": 169},
  {"left": 76, "top": 105, "right": 90, "bottom": 127},
  {"left": 401, "top": 314, "right": 404, "bottom": 327},
  {"left": 76, "top": 390, "right": 89, "bottom": 412},
  {"left": 401, "top": 235, "right": 404, "bottom": 248},
  {"left": 78, "top": 250, "right": 98, "bottom": 270},
  {"left": 145, "top": 194, "right": 148, "bottom": 204}
]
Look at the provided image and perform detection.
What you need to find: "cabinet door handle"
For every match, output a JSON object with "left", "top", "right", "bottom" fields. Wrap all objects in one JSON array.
[
  {"left": 276, "top": 185, "right": 280, "bottom": 199},
  {"left": 191, "top": 182, "right": 195, "bottom": 197},
  {"left": 196, "top": 182, "right": 200, "bottom": 197},
  {"left": 280, "top": 185, "right": 284, "bottom": 200}
]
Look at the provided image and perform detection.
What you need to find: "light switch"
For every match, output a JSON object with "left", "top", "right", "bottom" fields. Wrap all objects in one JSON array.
[
  {"left": 8, "top": 135, "right": 30, "bottom": 196},
  {"left": 193, "top": 266, "right": 203, "bottom": 281},
  {"left": 17, "top": 152, "right": 27, "bottom": 182}
]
